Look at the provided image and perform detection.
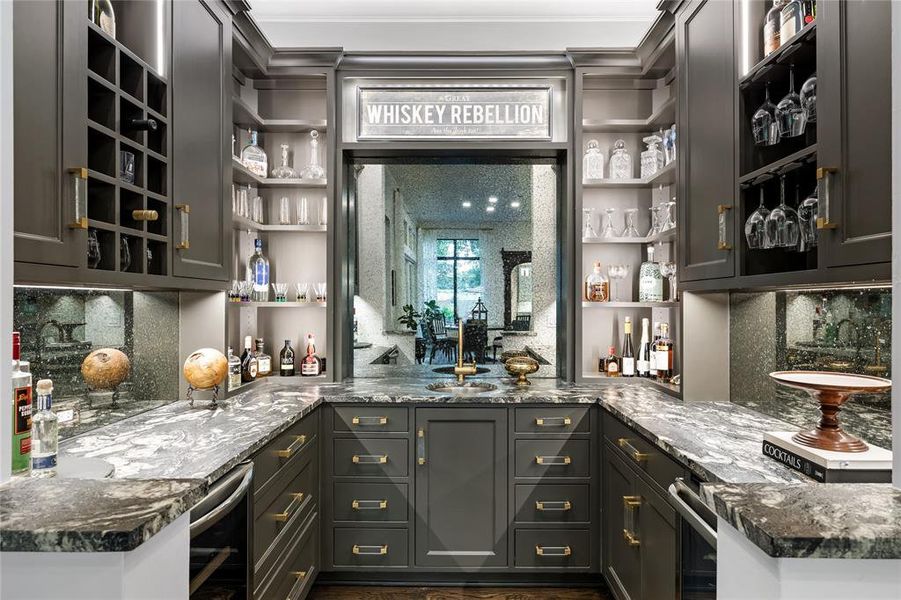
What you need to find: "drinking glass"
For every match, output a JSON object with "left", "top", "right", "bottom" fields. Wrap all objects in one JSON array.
[
  {"left": 622, "top": 208, "right": 641, "bottom": 237},
  {"left": 119, "top": 235, "right": 131, "bottom": 272},
  {"left": 252, "top": 195, "right": 264, "bottom": 224},
  {"left": 295, "top": 282, "right": 310, "bottom": 303},
  {"left": 314, "top": 282, "right": 327, "bottom": 303},
  {"left": 318, "top": 196, "right": 328, "bottom": 227},
  {"left": 752, "top": 82, "right": 781, "bottom": 146},
  {"left": 238, "top": 280, "right": 253, "bottom": 302},
  {"left": 800, "top": 74, "right": 817, "bottom": 123},
  {"left": 660, "top": 201, "right": 677, "bottom": 231},
  {"left": 660, "top": 261, "right": 677, "bottom": 302},
  {"left": 647, "top": 205, "right": 662, "bottom": 239},
  {"left": 601, "top": 207, "right": 618, "bottom": 238},
  {"left": 238, "top": 186, "right": 250, "bottom": 219},
  {"left": 272, "top": 282, "right": 288, "bottom": 302},
  {"left": 229, "top": 280, "right": 240, "bottom": 302},
  {"left": 798, "top": 187, "right": 819, "bottom": 251},
  {"left": 765, "top": 176, "right": 800, "bottom": 248},
  {"left": 296, "top": 197, "right": 310, "bottom": 225},
  {"left": 279, "top": 196, "right": 291, "bottom": 225},
  {"left": 87, "top": 229, "right": 101, "bottom": 269},
  {"left": 582, "top": 207, "right": 599, "bottom": 239},
  {"left": 745, "top": 187, "right": 771, "bottom": 249},
  {"left": 607, "top": 264, "right": 630, "bottom": 302},
  {"left": 776, "top": 66, "right": 806, "bottom": 138}
]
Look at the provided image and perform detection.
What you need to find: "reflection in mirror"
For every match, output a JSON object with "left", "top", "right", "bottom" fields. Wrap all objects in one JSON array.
[{"left": 352, "top": 161, "right": 558, "bottom": 378}]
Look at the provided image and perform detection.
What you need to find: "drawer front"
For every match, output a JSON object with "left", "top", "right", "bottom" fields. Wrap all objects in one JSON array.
[
  {"left": 254, "top": 449, "right": 317, "bottom": 569},
  {"left": 514, "top": 484, "right": 590, "bottom": 524},
  {"left": 603, "top": 411, "right": 686, "bottom": 491},
  {"left": 333, "top": 438, "right": 408, "bottom": 478},
  {"left": 332, "top": 527, "right": 408, "bottom": 568},
  {"left": 254, "top": 411, "right": 319, "bottom": 493},
  {"left": 514, "top": 439, "right": 591, "bottom": 478},
  {"left": 256, "top": 513, "right": 318, "bottom": 600},
  {"left": 514, "top": 529, "right": 591, "bottom": 568},
  {"left": 333, "top": 482, "right": 409, "bottom": 523},
  {"left": 514, "top": 406, "right": 590, "bottom": 434},
  {"left": 333, "top": 406, "right": 408, "bottom": 433}
]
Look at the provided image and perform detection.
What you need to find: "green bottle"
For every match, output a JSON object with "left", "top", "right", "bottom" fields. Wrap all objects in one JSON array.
[{"left": 11, "top": 332, "right": 32, "bottom": 474}]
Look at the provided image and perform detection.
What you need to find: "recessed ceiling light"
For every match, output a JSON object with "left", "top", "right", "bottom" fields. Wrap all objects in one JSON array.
[
  {"left": 486, "top": 205, "right": 496, "bottom": 212},
  {"left": 510, "top": 201, "right": 521, "bottom": 208},
  {"left": 462, "top": 201, "right": 471, "bottom": 208},
  {"left": 488, "top": 196, "right": 498, "bottom": 204}
]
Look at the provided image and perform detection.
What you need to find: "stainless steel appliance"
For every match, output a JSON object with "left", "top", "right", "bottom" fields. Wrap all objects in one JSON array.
[
  {"left": 668, "top": 477, "right": 717, "bottom": 600},
  {"left": 190, "top": 462, "right": 254, "bottom": 600}
]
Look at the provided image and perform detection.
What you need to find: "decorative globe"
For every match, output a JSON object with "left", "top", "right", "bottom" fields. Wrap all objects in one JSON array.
[
  {"left": 81, "top": 348, "right": 131, "bottom": 390},
  {"left": 183, "top": 348, "right": 228, "bottom": 390}
]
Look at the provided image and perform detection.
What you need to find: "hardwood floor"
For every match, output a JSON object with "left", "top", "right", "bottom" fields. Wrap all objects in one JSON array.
[{"left": 309, "top": 586, "right": 613, "bottom": 600}]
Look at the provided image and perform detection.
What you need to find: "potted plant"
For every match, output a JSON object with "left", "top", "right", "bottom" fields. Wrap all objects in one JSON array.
[
  {"left": 422, "top": 300, "right": 442, "bottom": 324},
  {"left": 397, "top": 304, "right": 421, "bottom": 332}
]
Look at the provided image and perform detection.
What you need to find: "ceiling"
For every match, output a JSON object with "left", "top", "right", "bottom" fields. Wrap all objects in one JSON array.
[
  {"left": 247, "top": 0, "right": 661, "bottom": 52},
  {"left": 384, "top": 164, "right": 534, "bottom": 225}
]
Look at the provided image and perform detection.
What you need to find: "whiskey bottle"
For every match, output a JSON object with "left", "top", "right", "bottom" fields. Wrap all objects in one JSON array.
[
  {"left": 30, "top": 379, "right": 58, "bottom": 478},
  {"left": 240, "top": 336, "right": 258, "bottom": 383},
  {"left": 603, "top": 346, "right": 621, "bottom": 377},
  {"left": 780, "top": 0, "right": 803, "bottom": 42},
  {"left": 226, "top": 346, "right": 241, "bottom": 391},
  {"left": 10, "top": 332, "right": 32, "bottom": 474},
  {"left": 279, "top": 340, "right": 296, "bottom": 377},
  {"left": 254, "top": 338, "right": 272, "bottom": 377},
  {"left": 655, "top": 323, "right": 674, "bottom": 382},
  {"left": 249, "top": 239, "right": 270, "bottom": 302},
  {"left": 621, "top": 317, "right": 636, "bottom": 377},
  {"left": 300, "top": 334, "right": 322, "bottom": 377},
  {"left": 637, "top": 317, "right": 651, "bottom": 378},
  {"left": 764, "top": 0, "right": 785, "bottom": 56},
  {"left": 584, "top": 261, "right": 609, "bottom": 302}
]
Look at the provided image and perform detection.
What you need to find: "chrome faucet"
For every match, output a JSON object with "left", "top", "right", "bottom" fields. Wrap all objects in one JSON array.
[{"left": 453, "top": 320, "right": 477, "bottom": 384}]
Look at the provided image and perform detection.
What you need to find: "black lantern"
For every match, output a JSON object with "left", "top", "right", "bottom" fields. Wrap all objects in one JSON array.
[{"left": 470, "top": 297, "right": 488, "bottom": 322}]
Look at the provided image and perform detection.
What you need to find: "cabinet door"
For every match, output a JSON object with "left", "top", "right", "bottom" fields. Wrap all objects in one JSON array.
[
  {"left": 171, "top": 0, "right": 231, "bottom": 280},
  {"left": 602, "top": 448, "right": 641, "bottom": 600},
  {"left": 414, "top": 407, "right": 507, "bottom": 568},
  {"left": 13, "top": 0, "right": 85, "bottom": 267},
  {"left": 637, "top": 478, "right": 679, "bottom": 600},
  {"left": 817, "top": 0, "right": 892, "bottom": 268},
  {"left": 676, "top": 0, "right": 737, "bottom": 281}
]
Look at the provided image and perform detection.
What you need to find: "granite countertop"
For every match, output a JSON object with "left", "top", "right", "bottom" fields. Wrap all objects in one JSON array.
[{"left": 701, "top": 483, "right": 901, "bottom": 559}]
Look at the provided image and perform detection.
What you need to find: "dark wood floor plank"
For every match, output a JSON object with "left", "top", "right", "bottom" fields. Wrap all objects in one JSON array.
[{"left": 310, "top": 586, "right": 611, "bottom": 600}]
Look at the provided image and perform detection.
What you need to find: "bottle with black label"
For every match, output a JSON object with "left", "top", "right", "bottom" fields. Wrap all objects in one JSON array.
[
  {"left": 280, "top": 340, "right": 295, "bottom": 377},
  {"left": 300, "top": 334, "right": 322, "bottom": 377},
  {"left": 621, "top": 317, "right": 636, "bottom": 377},
  {"left": 226, "top": 346, "right": 241, "bottom": 391},
  {"left": 255, "top": 338, "right": 272, "bottom": 377},
  {"left": 637, "top": 317, "right": 651, "bottom": 377},
  {"left": 240, "top": 336, "right": 258, "bottom": 383},
  {"left": 655, "top": 323, "right": 674, "bottom": 381}
]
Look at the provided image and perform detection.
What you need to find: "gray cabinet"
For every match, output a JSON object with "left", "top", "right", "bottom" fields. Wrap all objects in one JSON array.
[
  {"left": 636, "top": 478, "right": 678, "bottom": 600},
  {"left": 13, "top": 0, "right": 86, "bottom": 268},
  {"left": 676, "top": 0, "right": 736, "bottom": 282},
  {"left": 817, "top": 0, "right": 892, "bottom": 269},
  {"left": 171, "top": 0, "right": 231, "bottom": 280},
  {"left": 414, "top": 407, "right": 508, "bottom": 568},
  {"left": 603, "top": 448, "right": 641, "bottom": 600}
]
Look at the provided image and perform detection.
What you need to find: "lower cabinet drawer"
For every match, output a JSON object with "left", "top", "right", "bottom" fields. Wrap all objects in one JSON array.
[
  {"left": 254, "top": 412, "right": 319, "bottom": 493},
  {"left": 514, "top": 406, "right": 591, "bottom": 434},
  {"left": 333, "top": 482, "right": 409, "bottom": 522},
  {"left": 603, "top": 411, "right": 686, "bottom": 492},
  {"left": 514, "top": 484, "right": 590, "bottom": 524},
  {"left": 332, "top": 528, "right": 409, "bottom": 568},
  {"left": 256, "top": 513, "right": 318, "bottom": 600},
  {"left": 514, "top": 529, "right": 590, "bottom": 569},
  {"left": 333, "top": 406, "right": 409, "bottom": 433},
  {"left": 333, "top": 438, "right": 409, "bottom": 478},
  {"left": 514, "top": 439, "right": 591, "bottom": 478}
]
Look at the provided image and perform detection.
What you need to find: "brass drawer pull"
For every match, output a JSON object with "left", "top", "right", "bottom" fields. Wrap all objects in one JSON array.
[
  {"left": 535, "top": 545, "right": 572, "bottom": 557},
  {"left": 67, "top": 167, "right": 88, "bottom": 229},
  {"left": 417, "top": 427, "right": 426, "bottom": 465},
  {"left": 352, "top": 415, "right": 388, "bottom": 426},
  {"left": 617, "top": 438, "right": 650, "bottom": 463},
  {"left": 816, "top": 166, "right": 839, "bottom": 229},
  {"left": 287, "top": 566, "right": 313, "bottom": 600},
  {"left": 535, "top": 416, "right": 572, "bottom": 427},
  {"left": 353, "top": 454, "right": 388, "bottom": 464},
  {"left": 535, "top": 500, "right": 572, "bottom": 512},
  {"left": 623, "top": 529, "right": 641, "bottom": 547},
  {"left": 352, "top": 544, "right": 388, "bottom": 556},
  {"left": 623, "top": 495, "right": 641, "bottom": 547},
  {"left": 273, "top": 492, "right": 305, "bottom": 522},
  {"left": 276, "top": 435, "right": 307, "bottom": 459},
  {"left": 175, "top": 204, "right": 191, "bottom": 249},
  {"left": 717, "top": 204, "right": 733, "bottom": 251},
  {"left": 536, "top": 455, "right": 571, "bottom": 466},
  {"left": 352, "top": 499, "right": 388, "bottom": 511}
]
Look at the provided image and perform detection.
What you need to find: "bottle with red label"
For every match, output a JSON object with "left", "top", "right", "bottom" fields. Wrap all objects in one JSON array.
[
  {"left": 300, "top": 334, "right": 322, "bottom": 377},
  {"left": 11, "top": 332, "right": 32, "bottom": 474}
]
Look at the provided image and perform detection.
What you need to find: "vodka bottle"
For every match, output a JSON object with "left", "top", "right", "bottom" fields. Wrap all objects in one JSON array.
[
  {"left": 638, "top": 246, "right": 663, "bottom": 302},
  {"left": 226, "top": 346, "right": 241, "bottom": 391},
  {"left": 30, "top": 379, "right": 58, "bottom": 478},
  {"left": 249, "top": 239, "right": 270, "bottom": 302}
]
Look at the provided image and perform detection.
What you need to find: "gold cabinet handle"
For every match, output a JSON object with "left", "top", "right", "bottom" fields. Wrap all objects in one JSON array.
[
  {"left": 535, "top": 500, "right": 572, "bottom": 511},
  {"left": 175, "top": 204, "right": 190, "bottom": 249},
  {"left": 287, "top": 566, "right": 313, "bottom": 600},
  {"left": 352, "top": 499, "right": 388, "bottom": 510},
  {"left": 276, "top": 435, "right": 307, "bottom": 459},
  {"left": 617, "top": 438, "right": 650, "bottom": 463},
  {"left": 623, "top": 529, "right": 641, "bottom": 547},
  {"left": 273, "top": 492, "right": 305, "bottom": 522},
  {"left": 352, "top": 415, "right": 388, "bottom": 426},
  {"left": 717, "top": 204, "right": 733, "bottom": 250},
  {"left": 352, "top": 544, "right": 388, "bottom": 555},
  {"left": 536, "top": 455, "right": 571, "bottom": 466},
  {"left": 623, "top": 495, "right": 641, "bottom": 547},
  {"left": 535, "top": 545, "right": 572, "bottom": 557},
  {"left": 816, "top": 166, "right": 839, "bottom": 230},
  {"left": 290, "top": 570, "right": 307, "bottom": 580},
  {"left": 535, "top": 416, "right": 572, "bottom": 427},
  {"left": 67, "top": 167, "right": 88, "bottom": 229},
  {"left": 352, "top": 454, "right": 388, "bottom": 464},
  {"left": 131, "top": 209, "right": 159, "bottom": 221},
  {"left": 417, "top": 427, "right": 426, "bottom": 465}
]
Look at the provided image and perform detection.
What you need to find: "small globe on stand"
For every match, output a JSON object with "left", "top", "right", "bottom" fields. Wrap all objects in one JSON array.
[
  {"left": 81, "top": 348, "right": 130, "bottom": 406},
  {"left": 184, "top": 348, "right": 228, "bottom": 408}
]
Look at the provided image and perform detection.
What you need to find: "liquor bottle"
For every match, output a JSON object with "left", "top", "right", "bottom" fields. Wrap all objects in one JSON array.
[
  {"left": 655, "top": 323, "right": 674, "bottom": 382},
  {"left": 609, "top": 139, "right": 632, "bottom": 179},
  {"left": 621, "top": 317, "right": 636, "bottom": 377},
  {"left": 240, "top": 336, "right": 258, "bottom": 383},
  {"left": 583, "top": 139, "right": 605, "bottom": 180},
  {"left": 603, "top": 346, "right": 620, "bottom": 377},
  {"left": 649, "top": 321, "right": 660, "bottom": 378},
  {"left": 802, "top": 0, "right": 815, "bottom": 24},
  {"left": 271, "top": 144, "right": 298, "bottom": 179},
  {"left": 255, "top": 338, "right": 272, "bottom": 377},
  {"left": 30, "top": 379, "right": 58, "bottom": 478},
  {"left": 241, "top": 129, "right": 268, "bottom": 178},
  {"left": 780, "top": 0, "right": 803, "bottom": 42},
  {"left": 249, "top": 239, "right": 270, "bottom": 302},
  {"left": 279, "top": 340, "right": 296, "bottom": 377},
  {"left": 90, "top": 0, "right": 116, "bottom": 38},
  {"left": 300, "top": 130, "right": 326, "bottom": 180},
  {"left": 584, "top": 261, "right": 609, "bottom": 302},
  {"left": 125, "top": 118, "right": 158, "bottom": 132},
  {"left": 638, "top": 246, "right": 663, "bottom": 302},
  {"left": 637, "top": 318, "right": 651, "bottom": 378},
  {"left": 11, "top": 332, "right": 32, "bottom": 474},
  {"left": 300, "top": 334, "right": 323, "bottom": 377},
  {"left": 226, "top": 346, "right": 241, "bottom": 391},
  {"left": 764, "top": 0, "right": 785, "bottom": 56}
]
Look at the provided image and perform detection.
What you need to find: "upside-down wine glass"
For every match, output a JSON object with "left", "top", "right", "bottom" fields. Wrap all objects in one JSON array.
[
  {"left": 745, "top": 187, "right": 771, "bottom": 249},
  {"left": 582, "top": 207, "right": 599, "bottom": 239},
  {"left": 752, "top": 82, "right": 781, "bottom": 146},
  {"left": 765, "top": 175, "right": 800, "bottom": 248},
  {"left": 776, "top": 66, "right": 806, "bottom": 138},
  {"left": 601, "top": 207, "right": 618, "bottom": 239},
  {"left": 622, "top": 208, "right": 641, "bottom": 238}
]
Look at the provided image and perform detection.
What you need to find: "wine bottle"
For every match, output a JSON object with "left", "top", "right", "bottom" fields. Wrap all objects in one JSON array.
[
  {"left": 649, "top": 321, "right": 660, "bottom": 377},
  {"left": 240, "top": 336, "right": 258, "bottom": 382},
  {"left": 603, "top": 346, "right": 620, "bottom": 377},
  {"left": 280, "top": 340, "right": 296, "bottom": 377},
  {"left": 655, "top": 323, "right": 674, "bottom": 381},
  {"left": 637, "top": 318, "right": 651, "bottom": 377},
  {"left": 621, "top": 317, "right": 635, "bottom": 377}
]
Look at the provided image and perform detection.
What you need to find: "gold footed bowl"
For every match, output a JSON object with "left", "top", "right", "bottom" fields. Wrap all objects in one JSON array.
[{"left": 505, "top": 355, "right": 539, "bottom": 386}]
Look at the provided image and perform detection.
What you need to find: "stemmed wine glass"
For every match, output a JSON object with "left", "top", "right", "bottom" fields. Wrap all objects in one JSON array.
[
  {"left": 607, "top": 264, "right": 630, "bottom": 302},
  {"left": 582, "top": 207, "right": 599, "bottom": 239},
  {"left": 601, "top": 207, "right": 618, "bottom": 238},
  {"left": 622, "top": 208, "right": 641, "bottom": 237},
  {"left": 120, "top": 235, "right": 131, "bottom": 272},
  {"left": 752, "top": 82, "right": 781, "bottom": 146},
  {"left": 660, "top": 200, "right": 676, "bottom": 231},
  {"left": 647, "top": 205, "right": 662, "bottom": 239},
  {"left": 800, "top": 74, "right": 817, "bottom": 123},
  {"left": 765, "top": 175, "right": 800, "bottom": 248},
  {"left": 87, "top": 229, "right": 102, "bottom": 269},
  {"left": 798, "top": 187, "right": 819, "bottom": 251},
  {"left": 776, "top": 66, "right": 806, "bottom": 138},
  {"left": 660, "top": 261, "right": 677, "bottom": 302},
  {"left": 745, "top": 187, "right": 771, "bottom": 249}
]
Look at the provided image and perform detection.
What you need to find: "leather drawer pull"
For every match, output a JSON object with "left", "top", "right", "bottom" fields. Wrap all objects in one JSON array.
[
  {"left": 536, "top": 455, "right": 571, "bottom": 466},
  {"left": 352, "top": 415, "right": 388, "bottom": 426},
  {"left": 276, "top": 435, "right": 307, "bottom": 459},
  {"left": 352, "top": 499, "right": 388, "bottom": 510},
  {"left": 352, "top": 544, "right": 388, "bottom": 556},
  {"left": 535, "top": 416, "right": 572, "bottom": 427},
  {"left": 535, "top": 545, "right": 572, "bottom": 557},
  {"left": 352, "top": 454, "right": 388, "bottom": 464},
  {"left": 273, "top": 492, "right": 304, "bottom": 522},
  {"left": 617, "top": 437, "right": 650, "bottom": 463},
  {"left": 535, "top": 500, "right": 572, "bottom": 511}
]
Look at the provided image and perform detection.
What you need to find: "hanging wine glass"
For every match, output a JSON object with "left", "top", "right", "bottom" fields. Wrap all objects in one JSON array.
[
  {"left": 119, "top": 235, "right": 131, "bottom": 272},
  {"left": 752, "top": 82, "right": 781, "bottom": 146},
  {"left": 776, "top": 66, "right": 806, "bottom": 138},
  {"left": 745, "top": 187, "right": 771, "bottom": 249},
  {"left": 765, "top": 175, "right": 800, "bottom": 248},
  {"left": 582, "top": 207, "right": 599, "bottom": 239},
  {"left": 622, "top": 208, "right": 641, "bottom": 237},
  {"left": 601, "top": 207, "right": 618, "bottom": 238},
  {"left": 798, "top": 187, "right": 819, "bottom": 251},
  {"left": 800, "top": 74, "right": 817, "bottom": 123},
  {"left": 87, "top": 229, "right": 102, "bottom": 269}
]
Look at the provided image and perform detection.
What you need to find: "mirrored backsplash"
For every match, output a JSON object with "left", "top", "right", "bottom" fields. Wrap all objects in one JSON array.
[
  {"left": 14, "top": 287, "right": 179, "bottom": 440},
  {"left": 730, "top": 288, "right": 892, "bottom": 449}
]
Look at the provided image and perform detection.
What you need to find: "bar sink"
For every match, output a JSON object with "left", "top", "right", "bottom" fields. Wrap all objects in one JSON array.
[{"left": 426, "top": 381, "right": 497, "bottom": 394}]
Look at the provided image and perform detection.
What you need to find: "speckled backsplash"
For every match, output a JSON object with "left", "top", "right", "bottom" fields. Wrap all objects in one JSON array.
[
  {"left": 730, "top": 288, "right": 892, "bottom": 449},
  {"left": 13, "top": 287, "right": 179, "bottom": 440}
]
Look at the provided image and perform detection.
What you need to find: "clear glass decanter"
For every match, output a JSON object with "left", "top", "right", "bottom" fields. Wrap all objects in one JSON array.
[
  {"left": 609, "top": 139, "right": 632, "bottom": 180},
  {"left": 583, "top": 139, "right": 605, "bottom": 180},
  {"left": 640, "top": 132, "right": 664, "bottom": 179},
  {"left": 271, "top": 144, "right": 298, "bottom": 179},
  {"left": 300, "top": 130, "right": 326, "bottom": 180},
  {"left": 241, "top": 130, "right": 268, "bottom": 178}
]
